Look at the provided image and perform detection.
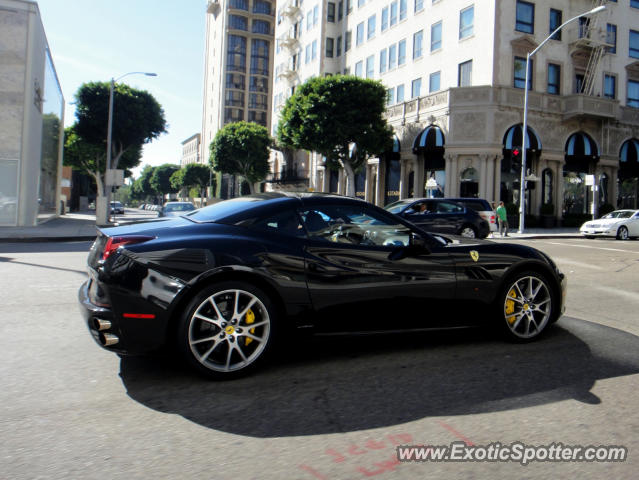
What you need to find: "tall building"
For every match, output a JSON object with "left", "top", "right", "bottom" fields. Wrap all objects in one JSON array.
[
  {"left": 202, "top": 0, "right": 275, "bottom": 198},
  {"left": 0, "top": 0, "right": 64, "bottom": 226},
  {"left": 273, "top": 0, "right": 639, "bottom": 222},
  {"left": 180, "top": 133, "right": 201, "bottom": 167}
]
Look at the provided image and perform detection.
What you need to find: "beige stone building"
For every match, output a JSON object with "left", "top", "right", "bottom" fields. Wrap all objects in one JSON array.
[
  {"left": 202, "top": 0, "right": 275, "bottom": 197},
  {"left": 0, "top": 0, "right": 64, "bottom": 226},
  {"left": 180, "top": 133, "right": 201, "bottom": 167},
  {"left": 272, "top": 0, "right": 639, "bottom": 222}
]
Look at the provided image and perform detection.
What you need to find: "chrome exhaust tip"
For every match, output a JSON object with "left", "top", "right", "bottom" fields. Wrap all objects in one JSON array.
[
  {"left": 99, "top": 332, "right": 119, "bottom": 346},
  {"left": 93, "top": 318, "right": 112, "bottom": 331}
]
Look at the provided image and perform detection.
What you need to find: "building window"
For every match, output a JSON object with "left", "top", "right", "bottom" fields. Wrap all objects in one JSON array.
[
  {"left": 429, "top": 71, "right": 440, "bottom": 92},
  {"left": 358, "top": 0, "right": 365, "bottom": 7},
  {"left": 356, "top": 22, "right": 364, "bottom": 45},
  {"left": 382, "top": 6, "right": 389, "bottom": 31},
  {"left": 225, "top": 90, "right": 245, "bottom": 107},
  {"left": 253, "top": 0, "right": 272, "bottom": 15},
  {"left": 606, "top": 24, "right": 617, "bottom": 54},
  {"left": 306, "top": 10, "right": 312, "bottom": 29},
  {"left": 548, "top": 8, "right": 561, "bottom": 41},
  {"left": 516, "top": 0, "right": 534, "bottom": 34},
  {"left": 431, "top": 21, "right": 442, "bottom": 51},
  {"left": 390, "top": 1, "right": 398, "bottom": 26},
  {"left": 632, "top": 0, "right": 639, "bottom": 8},
  {"left": 380, "top": 48, "right": 387, "bottom": 73},
  {"left": 547, "top": 63, "right": 560, "bottom": 94},
  {"left": 312, "top": 39, "right": 317, "bottom": 60},
  {"left": 229, "top": 0, "right": 248, "bottom": 10},
  {"left": 628, "top": 80, "right": 639, "bottom": 108},
  {"left": 249, "top": 76, "right": 267, "bottom": 92},
  {"left": 227, "top": 35, "right": 247, "bottom": 72},
  {"left": 328, "top": 2, "right": 336, "bottom": 22},
  {"left": 336, "top": 35, "right": 342, "bottom": 56},
  {"left": 367, "top": 15, "right": 376, "bottom": 40},
  {"left": 411, "top": 77, "right": 421, "bottom": 98},
  {"left": 397, "top": 84, "right": 405, "bottom": 102},
  {"left": 366, "top": 55, "right": 374, "bottom": 78},
  {"left": 347, "top": 0, "right": 352, "bottom": 14},
  {"left": 387, "top": 87, "right": 395, "bottom": 105},
  {"left": 575, "top": 73, "right": 585, "bottom": 94},
  {"left": 415, "top": 0, "right": 424, "bottom": 12},
  {"left": 305, "top": 44, "right": 311, "bottom": 64},
  {"left": 251, "top": 39, "right": 269, "bottom": 75},
  {"left": 226, "top": 73, "right": 245, "bottom": 89},
  {"left": 413, "top": 30, "right": 423, "bottom": 58},
  {"left": 338, "top": 0, "right": 344, "bottom": 20},
  {"left": 248, "top": 110, "right": 267, "bottom": 126},
  {"left": 399, "top": 0, "right": 407, "bottom": 21},
  {"left": 229, "top": 15, "right": 248, "bottom": 31},
  {"left": 326, "top": 37, "right": 334, "bottom": 58},
  {"left": 355, "top": 61, "right": 363, "bottom": 77},
  {"left": 630, "top": 30, "right": 639, "bottom": 59},
  {"left": 459, "top": 5, "right": 474, "bottom": 39},
  {"left": 225, "top": 108, "right": 244, "bottom": 123},
  {"left": 345, "top": 30, "right": 352, "bottom": 51},
  {"left": 398, "top": 39, "right": 406, "bottom": 65},
  {"left": 249, "top": 93, "right": 268, "bottom": 109},
  {"left": 252, "top": 20, "right": 271, "bottom": 34},
  {"left": 389, "top": 44, "right": 397, "bottom": 69},
  {"left": 603, "top": 74, "right": 616, "bottom": 99},
  {"left": 458, "top": 60, "right": 472, "bottom": 87},
  {"left": 514, "top": 56, "right": 532, "bottom": 90}
]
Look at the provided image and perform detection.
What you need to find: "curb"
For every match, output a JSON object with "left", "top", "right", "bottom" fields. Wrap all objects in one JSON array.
[
  {"left": 0, "top": 235, "right": 97, "bottom": 244},
  {"left": 490, "top": 234, "right": 583, "bottom": 240}
]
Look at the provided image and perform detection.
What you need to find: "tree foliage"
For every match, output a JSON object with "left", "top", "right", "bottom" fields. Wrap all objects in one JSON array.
[
  {"left": 209, "top": 121, "right": 271, "bottom": 193},
  {"left": 131, "top": 165, "right": 157, "bottom": 200},
  {"left": 150, "top": 164, "right": 180, "bottom": 197},
  {"left": 170, "top": 163, "right": 213, "bottom": 195},
  {"left": 277, "top": 75, "right": 393, "bottom": 196}
]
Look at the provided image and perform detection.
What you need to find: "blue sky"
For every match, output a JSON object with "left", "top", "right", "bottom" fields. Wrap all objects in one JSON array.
[{"left": 36, "top": 0, "right": 206, "bottom": 177}]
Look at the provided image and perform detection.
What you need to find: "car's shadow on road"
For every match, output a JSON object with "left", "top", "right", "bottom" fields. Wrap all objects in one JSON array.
[{"left": 120, "top": 317, "right": 639, "bottom": 437}]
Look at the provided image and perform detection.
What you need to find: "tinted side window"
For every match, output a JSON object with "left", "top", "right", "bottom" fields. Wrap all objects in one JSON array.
[
  {"left": 301, "top": 204, "right": 411, "bottom": 247},
  {"left": 250, "top": 211, "right": 305, "bottom": 237},
  {"left": 436, "top": 201, "right": 464, "bottom": 213},
  {"left": 460, "top": 200, "right": 488, "bottom": 212}
]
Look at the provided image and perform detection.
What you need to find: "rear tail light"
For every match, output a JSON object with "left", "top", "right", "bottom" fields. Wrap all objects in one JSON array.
[
  {"left": 102, "top": 235, "right": 154, "bottom": 260},
  {"left": 490, "top": 215, "right": 495, "bottom": 224}
]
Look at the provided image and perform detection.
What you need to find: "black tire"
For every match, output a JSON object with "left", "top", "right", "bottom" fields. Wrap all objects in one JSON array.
[
  {"left": 584, "top": 235, "right": 595, "bottom": 239},
  {"left": 177, "top": 281, "right": 276, "bottom": 379},
  {"left": 616, "top": 226, "right": 629, "bottom": 241},
  {"left": 459, "top": 225, "right": 477, "bottom": 238},
  {"left": 495, "top": 270, "right": 556, "bottom": 342}
]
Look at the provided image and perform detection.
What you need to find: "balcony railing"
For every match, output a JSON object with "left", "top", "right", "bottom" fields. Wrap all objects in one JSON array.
[
  {"left": 282, "top": 0, "right": 301, "bottom": 17},
  {"left": 266, "top": 169, "right": 308, "bottom": 183}
]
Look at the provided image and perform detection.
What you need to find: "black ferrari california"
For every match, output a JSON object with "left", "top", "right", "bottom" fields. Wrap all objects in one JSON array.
[{"left": 79, "top": 193, "right": 566, "bottom": 378}]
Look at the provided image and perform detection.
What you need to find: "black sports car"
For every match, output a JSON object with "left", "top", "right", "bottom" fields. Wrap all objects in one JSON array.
[{"left": 79, "top": 193, "right": 566, "bottom": 378}]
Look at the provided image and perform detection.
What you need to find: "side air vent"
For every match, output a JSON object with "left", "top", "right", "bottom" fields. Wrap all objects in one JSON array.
[{"left": 464, "top": 266, "right": 493, "bottom": 281}]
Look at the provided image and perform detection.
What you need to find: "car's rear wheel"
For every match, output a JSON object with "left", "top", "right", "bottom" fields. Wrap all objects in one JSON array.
[
  {"left": 459, "top": 225, "right": 477, "bottom": 238},
  {"left": 497, "top": 271, "right": 555, "bottom": 341},
  {"left": 617, "top": 226, "right": 629, "bottom": 240},
  {"left": 178, "top": 281, "right": 275, "bottom": 378}
]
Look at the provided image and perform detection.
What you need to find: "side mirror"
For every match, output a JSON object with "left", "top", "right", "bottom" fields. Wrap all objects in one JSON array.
[{"left": 388, "top": 236, "right": 431, "bottom": 261}]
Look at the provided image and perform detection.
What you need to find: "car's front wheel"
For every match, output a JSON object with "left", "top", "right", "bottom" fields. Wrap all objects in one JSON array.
[
  {"left": 178, "top": 281, "right": 275, "bottom": 378},
  {"left": 497, "top": 271, "right": 555, "bottom": 341},
  {"left": 617, "top": 226, "right": 629, "bottom": 240}
]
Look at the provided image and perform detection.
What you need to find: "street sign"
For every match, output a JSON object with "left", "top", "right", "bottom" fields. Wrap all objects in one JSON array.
[{"left": 106, "top": 169, "right": 124, "bottom": 186}]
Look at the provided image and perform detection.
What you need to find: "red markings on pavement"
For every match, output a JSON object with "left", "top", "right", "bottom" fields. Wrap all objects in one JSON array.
[{"left": 437, "top": 420, "right": 475, "bottom": 446}]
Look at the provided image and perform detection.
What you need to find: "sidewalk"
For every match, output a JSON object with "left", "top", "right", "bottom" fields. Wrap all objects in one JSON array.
[{"left": 0, "top": 211, "right": 582, "bottom": 242}]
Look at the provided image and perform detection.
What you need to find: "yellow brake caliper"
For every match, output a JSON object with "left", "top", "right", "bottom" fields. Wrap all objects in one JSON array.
[
  {"left": 244, "top": 308, "right": 256, "bottom": 346},
  {"left": 505, "top": 288, "right": 517, "bottom": 324}
]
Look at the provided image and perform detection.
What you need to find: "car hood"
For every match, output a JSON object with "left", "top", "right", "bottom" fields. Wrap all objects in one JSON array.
[{"left": 582, "top": 218, "right": 625, "bottom": 227}]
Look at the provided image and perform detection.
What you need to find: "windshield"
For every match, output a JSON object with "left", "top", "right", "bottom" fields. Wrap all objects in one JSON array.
[
  {"left": 384, "top": 200, "right": 414, "bottom": 214},
  {"left": 187, "top": 196, "right": 281, "bottom": 223},
  {"left": 165, "top": 203, "right": 195, "bottom": 212},
  {"left": 602, "top": 210, "right": 634, "bottom": 219}
]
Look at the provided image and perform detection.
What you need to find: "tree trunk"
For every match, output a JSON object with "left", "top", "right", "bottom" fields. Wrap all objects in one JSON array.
[
  {"left": 342, "top": 159, "right": 356, "bottom": 197},
  {"left": 93, "top": 171, "right": 109, "bottom": 225}
]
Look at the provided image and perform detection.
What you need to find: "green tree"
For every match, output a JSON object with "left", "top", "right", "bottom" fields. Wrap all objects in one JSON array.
[
  {"left": 277, "top": 75, "right": 393, "bottom": 197},
  {"left": 150, "top": 164, "right": 180, "bottom": 199},
  {"left": 68, "top": 81, "right": 166, "bottom": 223},
  {"left": 170, "top": 163, "right": 214, "bottom": 200},
  {"left": 209, "top": 121, "right": 271, "bottom": 194},
  {"left": 131, "top": 165, "right": 157, "bottom": 201}
]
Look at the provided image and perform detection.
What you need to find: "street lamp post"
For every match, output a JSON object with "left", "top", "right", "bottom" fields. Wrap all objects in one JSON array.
[
  {"left": 518, "top": 5, "right": 606, "bottom": 233},
  {"left": 104, "top": 71, "right": 157, "bottom": 223}
]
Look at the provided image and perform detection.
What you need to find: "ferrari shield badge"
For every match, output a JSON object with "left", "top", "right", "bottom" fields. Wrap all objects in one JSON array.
[{"left": 470, "top": 250, "right": 479, "bottom": 262}]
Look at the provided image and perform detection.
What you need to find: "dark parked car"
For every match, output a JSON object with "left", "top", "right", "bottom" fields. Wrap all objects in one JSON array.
[
  {"left": 79, "top": 193, "right": 565, "bottom": 378},
  {"left": 110, "top": 201, "right": 124, "bottom": 214},
  {"left": 158, "top": 201, "right": 196, "bottom": 217},
  {"left": 444, "top": 197, "right": 497, "bottom": 233},
  {"left": 385, "top": 198, "right": 490, "bottom": 238}
]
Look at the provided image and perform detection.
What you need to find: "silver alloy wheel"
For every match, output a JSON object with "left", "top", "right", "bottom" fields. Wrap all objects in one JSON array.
[
  {"left": 503, "top": 275, "right": 552, "bottom": 339},
  {"left": 460, "top": 227, "right": 476, "bottom": 238},
  {"left": 617, "top": 226, "right": 629, "bottom": 240},
  {"left": 188, "top": 289, "right": 270, "bottom": 373}
]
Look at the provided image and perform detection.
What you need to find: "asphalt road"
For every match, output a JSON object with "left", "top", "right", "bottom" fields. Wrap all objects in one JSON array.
[{"left": 1, "top": 224, "right": 639, "bottom": 479}]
